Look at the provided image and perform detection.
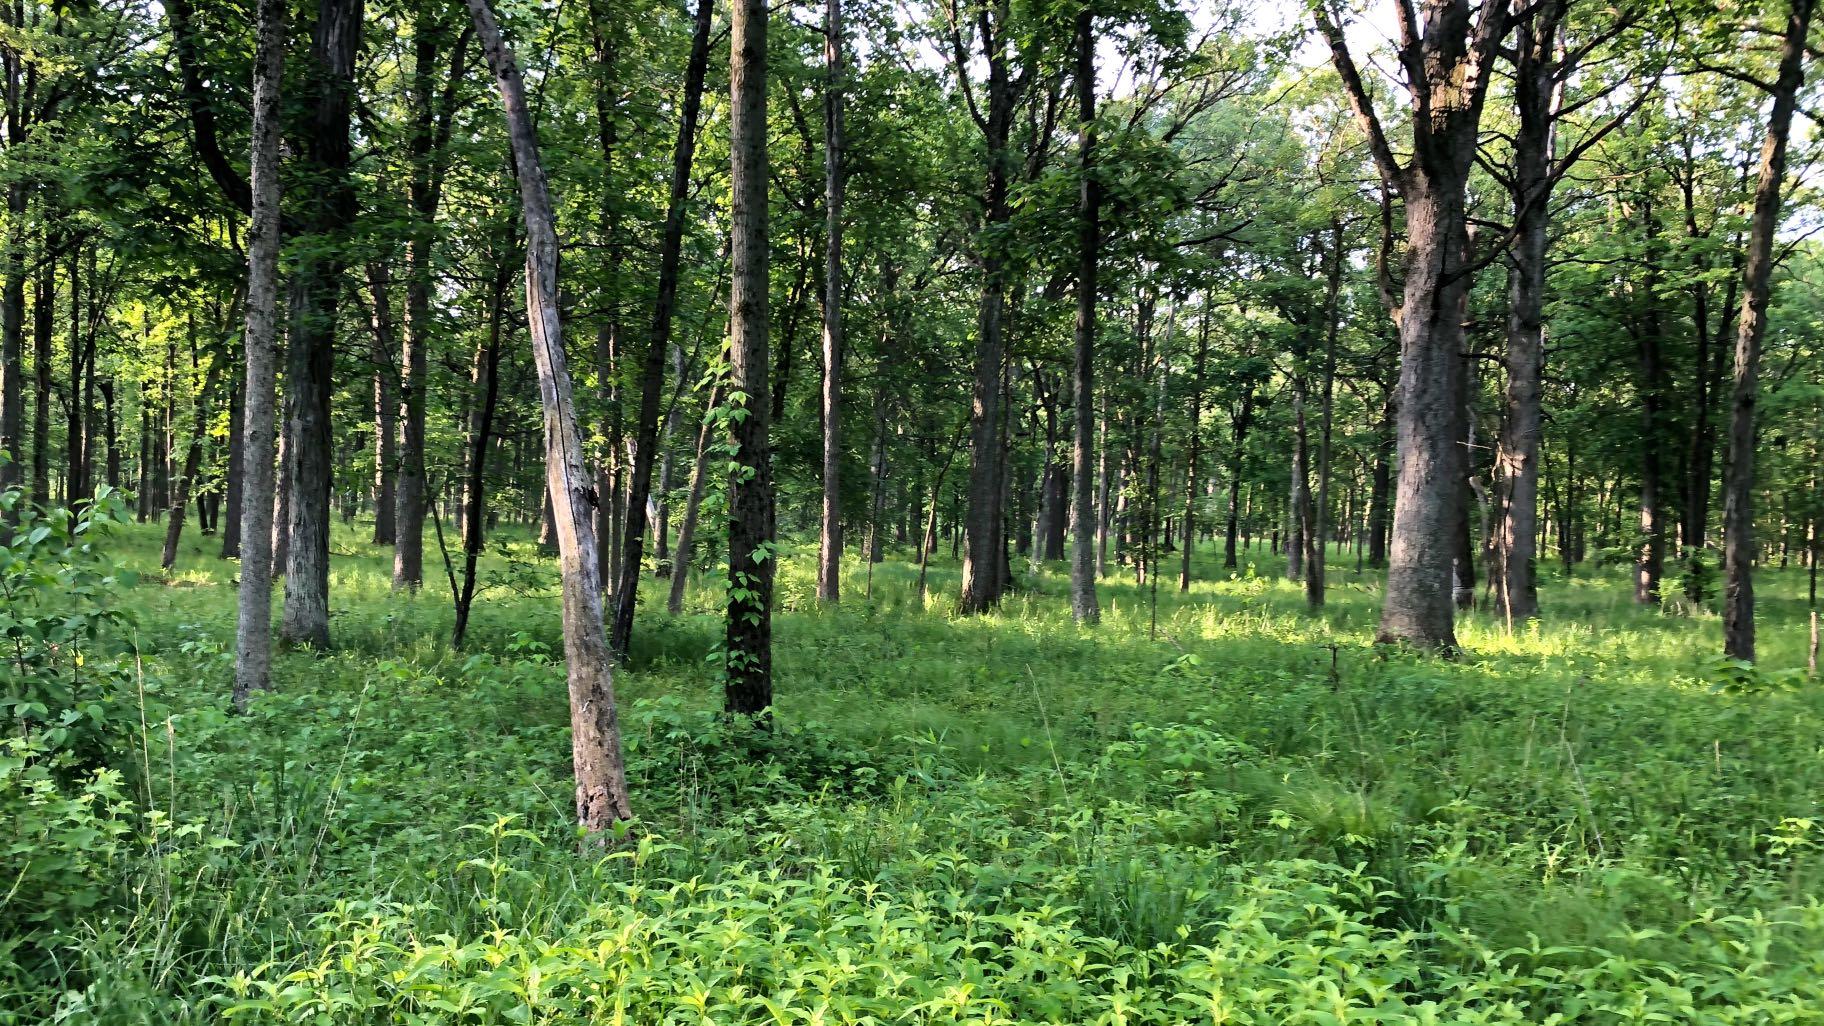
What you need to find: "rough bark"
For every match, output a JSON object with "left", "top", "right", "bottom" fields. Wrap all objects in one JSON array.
[
  {"left": 466, "top": 0, "right": 634, "bottom": 833},
  {"left": 1722, "top": 0, "right": 1813, "bottom": 661},
  {"left": 279, "top": 0, "right": 363, "bottom": 650},
  {"left": 1315, "top": 0, "right": 1512, "bottom": 651},
  {"left": 956, "top": 0, "right": 1019, "bottom": 615},
  {"left": 232, "top": 0, "right": 286, "bottom": 712},
  {"left": 725, "top": 0, "right": 774, "bottom": 715}
]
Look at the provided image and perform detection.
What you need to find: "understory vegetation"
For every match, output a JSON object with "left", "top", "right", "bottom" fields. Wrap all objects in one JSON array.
[{"left": 5, "top": 517, "right": 1822, "bottom": 1024}]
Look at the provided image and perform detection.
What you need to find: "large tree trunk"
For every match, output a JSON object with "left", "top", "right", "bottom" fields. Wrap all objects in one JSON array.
[
  {"left": 232, "top": 0, "right": 286, "bottom": 712},
  {"left": 1069, "top": 7, "right": 1101, "bottom": 622},
  {"left": 1379, "top": 178, "right": 1472, "bottom": 648},
  {"left": 1722, "top": 0, "right": 1813, "bottom": 662},
  {"left": 957, "top": 0, "right": 1019, "bottom": 615},
  {"left": 279, "top": 0, "right": 363, "bottom": 650},
  {"left": 467, "top": 0, "right": 634, "bottom": 833},
  {"left": 815, "top": 0, "right": 845, "bottom": 604},
  {"left": 724, "top": 0, "right": 774, "bottom": 715}
]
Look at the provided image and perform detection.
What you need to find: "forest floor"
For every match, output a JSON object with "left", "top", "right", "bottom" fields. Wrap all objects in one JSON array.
[{"left": 16, "top": 520, "right": 1824, "bottom": 1023}]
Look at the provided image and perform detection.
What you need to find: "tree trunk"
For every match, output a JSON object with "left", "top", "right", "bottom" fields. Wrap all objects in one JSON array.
[
  {"left": 30, "top": 232, "right": 52, "bottom": 505},
  {"left": 232, "top": 0, "right": 286, "bottom": 712},
  {"left": 608, "top": 0, "right": 713, "bottom": 654},
  {"left": 1722, "top": 0, "right": 1813, "bottom": 662},
  {"left": 958, "top": 0, "right": 1018, "bottom": 615},
  {"left": 1069, "top": 7, "right": 1101, "bottom": 622},
  {"left": 1307, "top": 224, "right": 1343, "bottom": 609},
  {"left": 367, "top": 264, "right": 399, "bottom": 546},
  {"left": 815, "top": 0, "right": 845, "bottom": 604},
  {"left": 724, "top": 0, "right": 774, "bottom": 715},
  {"left": 667, "top": 385, "right": 721, "bottom": 615},
  {"left": 1180, "top": 303, "right": 1210, "bottom": 591},
  {"left": 162, "top": 356, "right": 225, "bottom": 569},
  {"left": 394, "top": 0, "right": 466, "bottom": 590},
  {"left": 279, "top": 0, "right": 362, "bottom": 650},
  {"left": 467, "top": 0, "right": 634, "bottom": 833},
  {"left": 452, "top": 264, "right": 507, "bottom": 649}
]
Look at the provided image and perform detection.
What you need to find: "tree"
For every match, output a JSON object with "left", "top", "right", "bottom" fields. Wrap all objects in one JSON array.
[
  {"left": 1722, "top": 0, "right": 1814, "bottom": 661},
  {"left": 232, "top": 0, "right": 287, "bottom": 713},
  {"left": 725, "top": 0, "right": 774, "bottom": 715},
  {"left": 464, "top": 0, "right": 634, "bottom": 833},
  {"left": 1314, "top": 0, "right": 1515, "bottom": 651},
  {"left": 816, "top": 0, "right": 847, "bottom": 605},
  {"left": 1069, "top": 4, "right": 1101, "bottom": 623}
]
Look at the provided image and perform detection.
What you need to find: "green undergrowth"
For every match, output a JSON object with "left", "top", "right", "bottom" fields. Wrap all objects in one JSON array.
[{"left": 5, "top": 518, "right": 1824, "bottom": 1023}]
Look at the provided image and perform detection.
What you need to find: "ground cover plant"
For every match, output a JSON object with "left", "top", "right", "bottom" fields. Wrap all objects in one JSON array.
[{"left": 4, "top": 517, "right": 1821, "bottom": 1024}]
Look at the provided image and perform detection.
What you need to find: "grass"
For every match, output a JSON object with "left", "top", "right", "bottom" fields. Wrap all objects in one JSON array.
[{"left": 6, "top": 515, "right": 1824, "bottom": 1024}]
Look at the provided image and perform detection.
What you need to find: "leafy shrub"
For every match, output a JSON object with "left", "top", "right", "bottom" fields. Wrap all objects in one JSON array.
[{"left": 0, "top": 486, "right": 146, "bottom": 778}]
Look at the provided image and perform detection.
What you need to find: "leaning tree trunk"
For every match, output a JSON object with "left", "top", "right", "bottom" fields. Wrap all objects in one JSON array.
[
  {"left": 610, "top": 0, "right": 714, "bottom": 654},
  {"left": 724, "top": 0, "right": 775, "bottom": 715},
  {"left": 466, "top": 0, "right": 634, "bottom": 833},
  {"left": 1723, "top": 0, "right": 1814, "bottom": 662},
  {"left": 815, "top": 0, "right": 846, "bottom": 605},
  {"left": 232, "top": 0, "right": 286, "bottom": 712},
  {"left": 162, "top": 356, "right": 225, "bottom": 569},
  {"left": 667, "top": 384, "right": 722, "bottom": 615}
]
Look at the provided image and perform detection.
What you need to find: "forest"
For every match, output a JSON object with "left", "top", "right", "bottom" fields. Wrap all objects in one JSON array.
[{"left": 4, "top": 0, "right": 1824, "bottom": 1020}]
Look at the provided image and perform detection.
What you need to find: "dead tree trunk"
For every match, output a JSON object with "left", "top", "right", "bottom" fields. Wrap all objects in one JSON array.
[{"left": 467, "top": 0, "right": 634, "bottom": 832}]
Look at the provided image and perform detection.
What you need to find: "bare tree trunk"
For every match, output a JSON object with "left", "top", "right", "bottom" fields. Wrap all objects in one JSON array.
[
  {"left": 279, "top": 0, "right": 363, "bottom": 650},
  {"left": 957, "top": 0, "right": 1019, "bottom": 615},
  {"left": 162, "top": 356, "right": 224, "bottom": 569},
  {"left": 367, "top": 264, "right": 399, "bottom": 546},
  {"left": 667, "top": 385, "right": 721, "bottom": 615},
  {"left": 1723, "top": 0, "right": 1813, "bottom": 661},
  {"left": 609, "top": 0, "right": 713, "bottom": 654},
  {"left": 1307, "top": 224, "right": 1343, "bottom": 608},
  {"left": 1069, "top": 7, "right": 1101, "bottom": 622},
  {"left": 395, "top": 1, "right": 467, "bottom": 590},
  {"left": 1180, "top": 303, "right": 1210, "bottom": 591},
  {"left": 30, "top": 233, "right": 52, "bottom": 505},
  {"left": 232, "top": 0, "right": 285, "bottom": 712},
  {"left": 452, "top": 263, "right": 506, "bottom": 649},
  {"left": 724, "top": 0, "right": 774, "bottom": 714},
  {"left": 815, "top": 0, "right": 846, "bottom": 604},
  {"left": 467, "top": 0, "right": 634, "bottom": 832}
]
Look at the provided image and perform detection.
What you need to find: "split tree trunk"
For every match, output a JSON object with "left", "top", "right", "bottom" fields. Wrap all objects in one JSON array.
[{"left": 466, "top": 0, "right": 634, "bottom": 833}]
